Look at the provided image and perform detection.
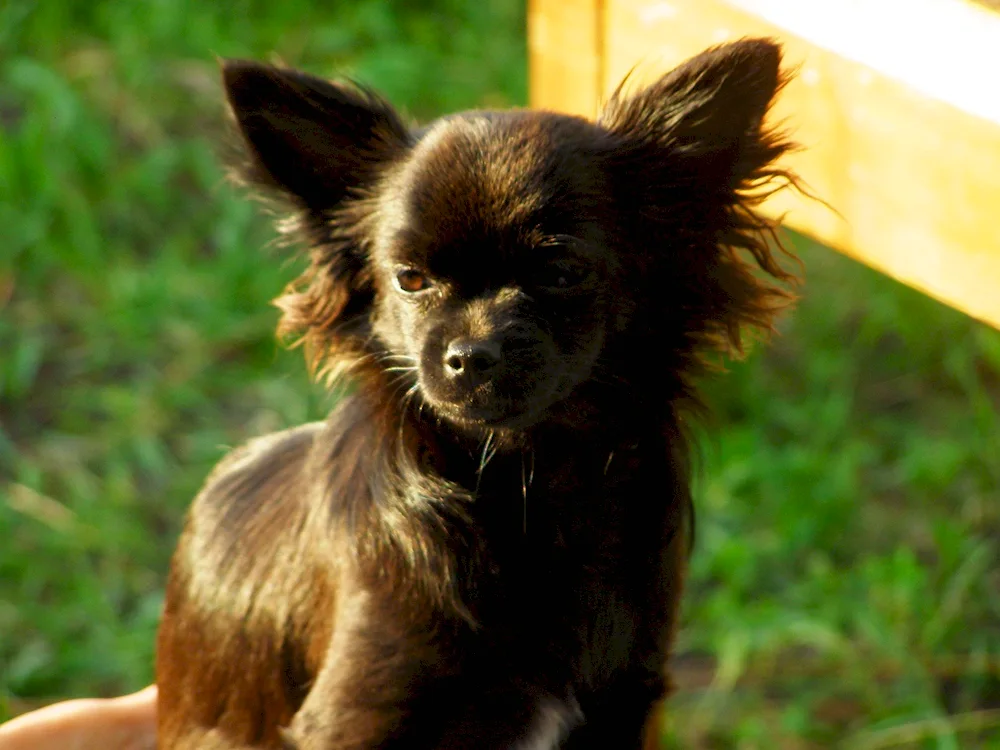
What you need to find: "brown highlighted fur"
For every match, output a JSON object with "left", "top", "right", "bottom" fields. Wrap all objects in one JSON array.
[{"left": 156, "top": 39, "right": 799, "bottom": 749}]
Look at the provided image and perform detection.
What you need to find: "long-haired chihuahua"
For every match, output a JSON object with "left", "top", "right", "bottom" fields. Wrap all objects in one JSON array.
[{"left": 156, "top": 38, "right": 798, "bottom": 749}]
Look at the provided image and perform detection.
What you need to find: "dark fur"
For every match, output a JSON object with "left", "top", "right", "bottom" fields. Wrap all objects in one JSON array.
[{"left": 156, "top": 39, "right": 798, "bottom": 749}]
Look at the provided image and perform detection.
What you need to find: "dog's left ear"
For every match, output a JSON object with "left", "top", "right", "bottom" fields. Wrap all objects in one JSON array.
[
  {"left": 599, "top": 38, "right": 787, "bottom": 190},
  {"left": 599, "top": 39, "right": 797, "bottom": 353}
]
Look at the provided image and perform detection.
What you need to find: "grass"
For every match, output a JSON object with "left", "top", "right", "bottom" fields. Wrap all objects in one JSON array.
[{"left": 1, "top": 1, "right": 998, "bottom": 746}]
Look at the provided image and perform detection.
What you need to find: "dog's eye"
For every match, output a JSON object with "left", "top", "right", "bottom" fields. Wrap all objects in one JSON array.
[
  {"left": 395, "top": 269, "right": 433, "bottom": 293},
  {"left": 535, "top": 263, "right": 586, "bottom": 291}
]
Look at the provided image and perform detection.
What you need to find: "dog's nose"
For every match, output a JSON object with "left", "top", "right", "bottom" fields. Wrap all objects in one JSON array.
[{"left": 443, "top": 338, "right": 501, "bottom": 385}]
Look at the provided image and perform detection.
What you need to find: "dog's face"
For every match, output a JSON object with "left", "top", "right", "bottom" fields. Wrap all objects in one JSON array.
[
  {"left": 367, "top": 113, "right": 618, "bottom": 429},
  {"left": 222, "top": 39, "right": 795, "bottom": 434}
]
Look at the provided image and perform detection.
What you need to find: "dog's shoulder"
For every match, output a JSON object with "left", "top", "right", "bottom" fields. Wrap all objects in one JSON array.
[
  {"left": 180, "top": 422, "right": 324, "bottom": 559},
  {"left": 188, "top": 391, "right": 381, "bottom": 527},
  {"left": 172, "top": 422, "right": 327, "bottom": 607},
  {"left": 195, "top": 422, "right": 324, "bottom": 508}
]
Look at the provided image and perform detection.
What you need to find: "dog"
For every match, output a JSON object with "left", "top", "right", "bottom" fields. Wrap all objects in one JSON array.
[{"left": 155, "top": 38, "right": 798, "bottom": 749}]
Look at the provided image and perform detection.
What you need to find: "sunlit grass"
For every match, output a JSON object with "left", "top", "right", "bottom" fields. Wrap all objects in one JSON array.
[{"left": 1, "top": 1, "right": 998, "bottom": 745}]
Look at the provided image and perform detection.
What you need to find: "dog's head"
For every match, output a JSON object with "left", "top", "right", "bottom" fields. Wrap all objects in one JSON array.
[{"left": 223, "top": 39, "right": 796, "bottom": 436}]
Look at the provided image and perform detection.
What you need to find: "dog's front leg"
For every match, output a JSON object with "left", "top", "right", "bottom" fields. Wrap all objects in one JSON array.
[
  {"left": 284, "top": 667, "right": 548, "bottom": 750},
  {"left": 280, "top": 624, "right": 430, "bottom": 750}
]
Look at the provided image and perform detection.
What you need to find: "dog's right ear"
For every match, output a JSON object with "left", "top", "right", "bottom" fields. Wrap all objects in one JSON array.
[
  {"left": 222, "top": 60, "right": 409, "bottom": 209},
  {"left": 221, "top": 61, "right": 410, "bottom": 374}
]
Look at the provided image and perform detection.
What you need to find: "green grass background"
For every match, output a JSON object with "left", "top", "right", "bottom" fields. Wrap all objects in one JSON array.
[{"left": 1, "top": 1, "right": 998, "bottom": 747}]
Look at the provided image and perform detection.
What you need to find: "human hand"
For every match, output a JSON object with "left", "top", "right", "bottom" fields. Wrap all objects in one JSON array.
[{"left": 0, "top": 684, "right": 156, "bottom": 750}]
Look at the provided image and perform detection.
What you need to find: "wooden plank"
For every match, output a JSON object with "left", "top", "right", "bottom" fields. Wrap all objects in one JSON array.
[
  {"left": 528, "top": 0, "right": 603, "bottom": 118},
  {"left": 531, "top": 0, "right": 1000, "bottom": 330},
  {"left": 722, "top": 0, "right": 1000, "bottom": 126}
]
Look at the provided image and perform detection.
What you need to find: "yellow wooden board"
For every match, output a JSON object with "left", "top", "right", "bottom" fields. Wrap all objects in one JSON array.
[{"left": 529, "top": 0, "right": 1000, "bottom": 330}]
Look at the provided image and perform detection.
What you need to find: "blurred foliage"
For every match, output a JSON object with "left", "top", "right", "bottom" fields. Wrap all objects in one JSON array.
[{"left": 1, "top": 1, "right": 998, "bottom": 746}]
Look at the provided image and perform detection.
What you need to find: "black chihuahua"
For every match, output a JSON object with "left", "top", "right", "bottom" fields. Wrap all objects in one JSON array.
[{"left": 156, "top": 38, "right": 798, "bottom": 749}]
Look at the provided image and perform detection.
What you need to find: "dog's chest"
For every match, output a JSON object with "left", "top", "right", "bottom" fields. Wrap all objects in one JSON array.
[
  {"left": 515, "top": 697, "right": 584, "bottom": 750},
  {"left": 451, "top": 447, "right": 672, "bottom": 691},
  {"left": 484, "top": 519, "right": 646, "bottom": 689}
]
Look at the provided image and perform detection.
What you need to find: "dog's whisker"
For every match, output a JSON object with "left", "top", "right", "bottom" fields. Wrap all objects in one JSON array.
[
  {"left": 397, "top": 382, "right": 423, "bottom": 446},
  {"left": 385, "top": 370, "right": 418, "bottom": 392},
  {"left": 481, "top": 430, "right": 499, "bottom": 474},
  {"left": 521, "top": 450, "right": 528, "bottom": 536},
  {"left": 487, "top": 433, "right": 499, "bottom": 467},
  {"left": 404, "top": 383, "right": 420, "bottom": 410},
  {"left": 378, "top": 355, "right": 418, "bottom": 367},
  {"left": 473, "top": 430, "right": 498, "bottom": 499},
  {"left": 477, "top": 432, "right": 492, "bottom": 477}
]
